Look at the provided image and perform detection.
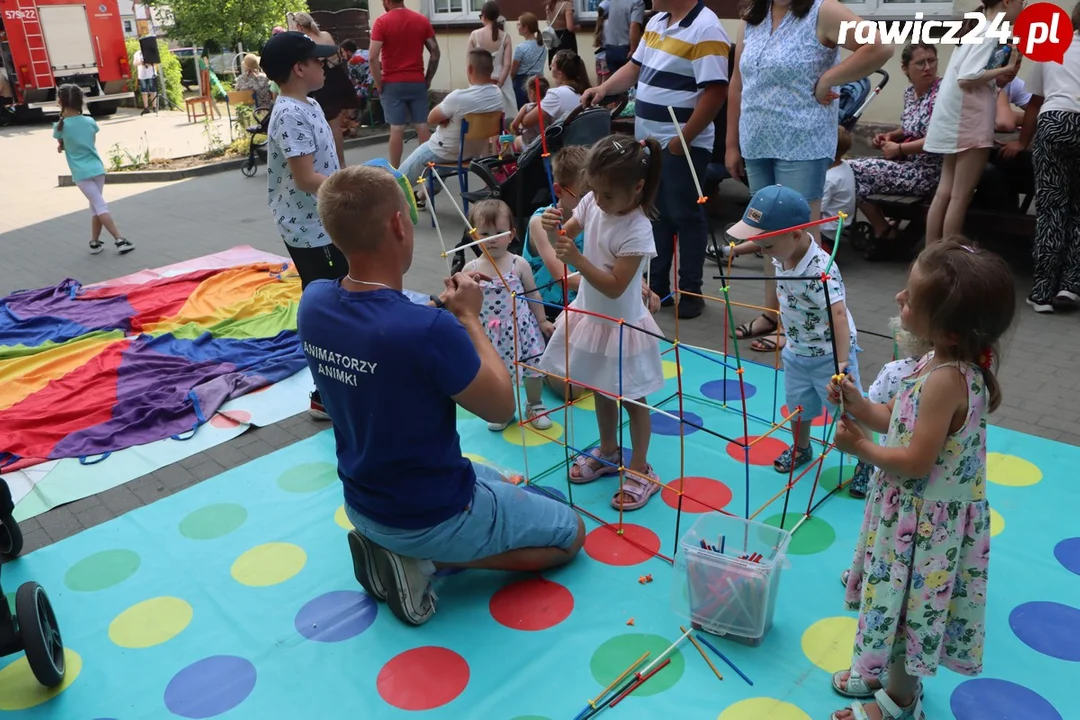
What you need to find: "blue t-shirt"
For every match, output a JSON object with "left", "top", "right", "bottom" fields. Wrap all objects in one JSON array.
[
  {"left": 523, "top": 205, "right": 584, "bottom": 311},
  {"left": 297, "top": 281, "right": 482, "bottom": 529},
  {"left": 53, "top": 114, "right": 106, "bottom": 183}
]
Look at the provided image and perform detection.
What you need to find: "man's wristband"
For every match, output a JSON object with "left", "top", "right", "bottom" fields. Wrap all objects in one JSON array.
[{"left": 430, "top": 294, "right": 445, "bottom": 309}]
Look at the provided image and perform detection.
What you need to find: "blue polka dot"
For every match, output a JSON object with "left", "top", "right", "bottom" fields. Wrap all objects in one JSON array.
[
  {"left": 295, "top": 591, "right": 377, "bottom": 642},
  {"left": 651, "top": 410, "right": 703, "bottom": 436},
  {"left": 951, "top": 679, "right": 1062, "bottom": 720},
  {"left": 164, "top": 655, "right": 257, "bottom": 718},
  {"left": 1054, "top": 537, "right": 1080, "bottom": 576},
  {"left": 700, "top": 379, "right": 756, "bottom": 402},
  {"left": 1009, "top": 601, "right": 1080, "bottom": 661}
]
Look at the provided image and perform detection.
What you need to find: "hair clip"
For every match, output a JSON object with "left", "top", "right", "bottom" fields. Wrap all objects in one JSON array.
[
  {"left": 612, "top": 139, "right": 626, "bottom": 153},
  {"left": 960, "top": 244, "right": 977, "bottom": 253}
]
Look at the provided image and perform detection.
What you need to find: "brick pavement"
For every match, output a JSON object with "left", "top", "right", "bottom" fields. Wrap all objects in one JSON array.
[{"left": 2, "top": 125, "right": 1077, "bottom": 558}]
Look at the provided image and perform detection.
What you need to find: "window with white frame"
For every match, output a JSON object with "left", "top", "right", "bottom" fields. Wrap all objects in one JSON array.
[
  {"left": 841, "top": 0, "right": 953, "bottom": 19},
  {"left": 425, "top": 0, "right": 597, "bottom": 25}
]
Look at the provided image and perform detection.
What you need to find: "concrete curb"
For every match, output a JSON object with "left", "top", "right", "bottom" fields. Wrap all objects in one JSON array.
[{"left": 58, "top": 131, "right": 401, "bottom": 187}]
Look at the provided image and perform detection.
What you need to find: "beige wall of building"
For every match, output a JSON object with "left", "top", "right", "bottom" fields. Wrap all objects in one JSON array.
[{"left": 371, "top": 0, "right": 1072, "bottom": 127}]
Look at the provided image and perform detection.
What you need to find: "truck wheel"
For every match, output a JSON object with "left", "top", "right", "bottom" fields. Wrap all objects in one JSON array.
[{"left": 89, "top": 102, "right": 119, "bottom": 118}]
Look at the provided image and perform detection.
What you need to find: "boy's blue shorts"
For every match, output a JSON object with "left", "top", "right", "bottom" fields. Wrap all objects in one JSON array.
[
  {"left": 783, "top": 345, "right": 862, "bottom": 421},
  {"left": 344, "top": 462, "right": 580, "bottom": 563}
]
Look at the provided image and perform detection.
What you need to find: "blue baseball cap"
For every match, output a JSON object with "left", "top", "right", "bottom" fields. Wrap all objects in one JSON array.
[{"left": 727, "top": 185, "right": 811, "bottom": 240}]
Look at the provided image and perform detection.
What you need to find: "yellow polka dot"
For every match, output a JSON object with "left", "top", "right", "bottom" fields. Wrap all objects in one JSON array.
[
  {"left": 108, "top": 597, "right": 192, "bottom": 649},
  {"left": 990, "top": 508, "right": 1005, "bottom": 537},
  {"left": 334, "top": 505, "right": 353, "bottom": 530},
  {"left": 987, "top": 453, "right": 1042, "bottom": 487},
  {"left": 0, "top": 649, "right": 81, "bottom": 711},
  {"left": 575, "top": 393, "right": 595, "bottom": 412},
  {"left": 231, "top": 543, "right": 306, "bottom": 587},
  {"left": 501, "top": 421, "right": 564, "bottom": 447},
  {"left": 462, "top": 453, "right": 488, "bottom": 464},
  {"left": 801, "top": 616, "right": 858, "bottom": 673},
  {"left": 663, "top": 360, "right": 681, "bottom": 380},
  {"left": 718, "top": 698, "right": 811, "bottom": 720}
]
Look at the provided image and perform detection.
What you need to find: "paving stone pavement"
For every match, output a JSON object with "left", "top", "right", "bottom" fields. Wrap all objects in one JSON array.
[{"left": 2, "top": 129, "right": 1078, "bottom": 557}]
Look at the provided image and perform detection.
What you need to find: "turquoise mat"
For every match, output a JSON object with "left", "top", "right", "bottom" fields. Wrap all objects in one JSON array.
[{"left": 0, "top": 352, "right": 1076, "bottom": 719}]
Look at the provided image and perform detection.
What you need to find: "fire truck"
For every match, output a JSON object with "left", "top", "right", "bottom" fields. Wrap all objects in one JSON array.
[{"left": 0, "top": 0, "right": 133, "bottom": 120}]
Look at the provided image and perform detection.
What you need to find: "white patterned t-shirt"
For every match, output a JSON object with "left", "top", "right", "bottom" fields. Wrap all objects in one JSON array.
[
  {"left": 266, "top": 96, "right": 340, "bottom": 249},
  {"left": 772, "top": 237, "right": 857, "bottom": 357}
]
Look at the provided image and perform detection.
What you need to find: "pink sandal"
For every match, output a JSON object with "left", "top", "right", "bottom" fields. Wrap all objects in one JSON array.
[
  {"left": 611, "top": 466, "right": 661, "bottom": 510},
  {"left": 569, "top": 448, "right": 622, "bottom": 484}
]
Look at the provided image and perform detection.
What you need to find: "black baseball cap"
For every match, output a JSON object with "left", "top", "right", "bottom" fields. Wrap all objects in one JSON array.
[{"left": 260, "top": 31, "right": 337, "bottom": 81}]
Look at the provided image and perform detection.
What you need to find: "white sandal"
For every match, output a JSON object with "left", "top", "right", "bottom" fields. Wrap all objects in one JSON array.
[
  {"left": 831, "top": 688, "right": 925, "bottom": 720},
  {"left": 832, "top": 668, "right": 884, "bottom": 698}
]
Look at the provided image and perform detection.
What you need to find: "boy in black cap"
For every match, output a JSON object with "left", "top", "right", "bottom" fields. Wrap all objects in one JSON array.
[{"left": 261, "top": 31, "right": 342, "bottom": 420}]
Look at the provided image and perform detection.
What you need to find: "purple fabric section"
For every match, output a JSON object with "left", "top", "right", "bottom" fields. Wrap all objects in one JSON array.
[{"left": 5, "top": 279, "right": 135, "bottom": 332}]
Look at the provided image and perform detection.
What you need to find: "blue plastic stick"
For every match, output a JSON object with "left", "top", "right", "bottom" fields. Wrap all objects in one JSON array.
[{"left": 696, "top": 635, "right": 753, "bottom": 686}]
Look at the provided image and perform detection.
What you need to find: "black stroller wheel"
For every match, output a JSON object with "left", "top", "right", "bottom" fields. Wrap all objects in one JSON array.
[
  {"left": 0, "top": 518, "right": 23, "bottom": 558},
  {"left": 850, "top": 222, "right": 873, "bottom": 252},
  {"left": 15, "top": 582, "right": 65, "bottom": 688},
  {"left": 241, "top": 159, "right": 257, "bottom": 178}
]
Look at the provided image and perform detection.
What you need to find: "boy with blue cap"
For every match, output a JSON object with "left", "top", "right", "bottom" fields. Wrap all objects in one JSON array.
[{"left": 727, "top": 185, "right": 861, "bottom": 474}]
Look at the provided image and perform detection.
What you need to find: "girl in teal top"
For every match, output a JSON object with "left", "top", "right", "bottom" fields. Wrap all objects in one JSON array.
[{"left": 54, "top": 84, "right": 134, "bottom": 254}]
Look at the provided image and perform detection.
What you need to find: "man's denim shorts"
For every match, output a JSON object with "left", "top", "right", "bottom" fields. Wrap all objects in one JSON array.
[
  {"left": 783, "top": 345, "right": 862, "bottom": 421},
  {"left": 380, "top": 82, "right": 429, "bottom": 126},
  {"left": 344, "top": 462, "right": 580, "bottom": 563}
]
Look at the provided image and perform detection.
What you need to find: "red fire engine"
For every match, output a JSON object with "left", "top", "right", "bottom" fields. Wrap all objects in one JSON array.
[{"left": 0, "top": 0, "right": 133, "bottom": 119}]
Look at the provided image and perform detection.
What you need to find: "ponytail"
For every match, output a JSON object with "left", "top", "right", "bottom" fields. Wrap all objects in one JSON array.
[
  {"left": 979, "top": 346, "right": 1003, "bottom": 413},
  {"left": 553, "top": 49, "right": 591, "bottom": 95},
  {"left": 55, "top": 83, "right": 85, "bottom": 134},
  {"left": 638, "top": 137, "right": 663, "bottom": 219},
  {"left": 585, "top": 135, "right": 664, "bottom": 219}
]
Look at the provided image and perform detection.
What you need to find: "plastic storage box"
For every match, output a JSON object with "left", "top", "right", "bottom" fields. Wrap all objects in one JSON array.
[{"left": 672, "top": 512, "right": 792, "bottom": 646}]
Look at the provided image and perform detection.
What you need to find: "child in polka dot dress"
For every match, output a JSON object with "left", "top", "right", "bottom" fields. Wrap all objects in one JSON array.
[
  {"left": 827, "top": 240, "right": 1017, "bottom": 720},
  {"left": 463, "top": 199, "right": 555, "bottom": 432}
]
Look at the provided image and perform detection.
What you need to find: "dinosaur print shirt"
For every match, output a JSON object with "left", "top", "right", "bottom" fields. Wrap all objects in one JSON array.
[
  {"left": 772, "top": 236, "right": 858, "bottom": 358},
  {"left": 266, "top": 95, "right": 340, "bottom": 249}
]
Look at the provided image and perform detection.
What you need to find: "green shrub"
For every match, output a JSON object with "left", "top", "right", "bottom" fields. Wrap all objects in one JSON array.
[{"left": 125, "top": 38, "right": 184, "bottom": 110}]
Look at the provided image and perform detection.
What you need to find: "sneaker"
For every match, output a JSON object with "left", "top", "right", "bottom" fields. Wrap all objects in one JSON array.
[
  {"left": 347, "top": 530, "right": 389, "bottom": 602},
  {"left": 372, "top": 546, "right": 437, "bottom": 626},
  {"left": 89, "top": 239, "right": 104, "bottom": 254},
  {"left": 114, "top": 238, "right": 135, "bottom": 254},
  {"left": 1053, "top": 290, "right": 1079, "bottom": 311},
  {"left": 677, "top": 294, "right": 705, "bottom": 319},
  {"left": 526, "top": 403, "right": 552, "bottom": 430},
  {"left": 309, "top": 390, "right": 330, "bottom": 421},
  {"left": 487, "top": 419, "right": 512, "bottom": 432},
  {"left": 1026, "top": 296, "right": 1054, "bottom": 314}
]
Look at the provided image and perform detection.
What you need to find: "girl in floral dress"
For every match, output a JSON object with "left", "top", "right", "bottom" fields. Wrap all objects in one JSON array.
[
  {"left": 462, "top": 200, "right": 555, "bottom": 433},
  {"left": 827, "top": 239, "right": 1017, "bottom": 720}
]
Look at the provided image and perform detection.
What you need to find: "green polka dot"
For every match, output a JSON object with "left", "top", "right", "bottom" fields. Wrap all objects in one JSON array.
[
  {"left": 277, "top": 463, "right": 337, "bottom": 493},
  {"left": 179, "top": 503, "right": 248, "bottom": 540},
  {"left": 763, "top": 513, "right": 836, "bottom": 555},
  {"left": 457, "top": 405, "right": 477, "bottom": 420},
  {"left": 820, "top": 465, "right": 859, "bottom": 499},
  {"left": 64, "top": 549, "right": 141, "bottom": 591},
  {"left": 590, "top": 633, "right": 685, "bottom": 696}
]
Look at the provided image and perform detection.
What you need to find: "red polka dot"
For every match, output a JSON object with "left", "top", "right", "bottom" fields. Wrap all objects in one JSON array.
[
  {"left": 489, "top": 577, "right": 574, "bottom": 630},
  {"left": 246, "top": 384, "right": 271, "bottom": 396},
  {"left": 726, "top": 436, "right": 790, "bottom": 466},
  {"left": 781, "top": 404, "right": 832, "bottom": 427},
  {"left": 584, "top": 524, "right": 661, "bottom": 566},
  {"left": 377, "top": 647, "right": 470, "bottom": 710},
  {"left": 661, "top": 477, "right": 733, "bottom": 513},
  {"left": 210, "top": 410, "right": 252, "bottom": 429}
]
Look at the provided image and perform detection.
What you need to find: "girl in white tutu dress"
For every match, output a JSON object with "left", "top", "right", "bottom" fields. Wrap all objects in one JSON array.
[{"left": 538, "top": 135, "right": 665, "bottom": 511}]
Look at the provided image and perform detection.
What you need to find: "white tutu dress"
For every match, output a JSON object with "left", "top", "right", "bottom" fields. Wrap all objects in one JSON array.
[{"left": 540, "top": 192, "right": 665, "bottom": 399}]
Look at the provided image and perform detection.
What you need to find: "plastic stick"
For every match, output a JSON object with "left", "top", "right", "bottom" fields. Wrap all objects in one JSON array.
[
  {"left": 666, "top": 105, "right": 706, "bottom": 203},
  {"left": 421, "top": 166, "right": 453, "bottom": 275},
  {"left": 695, "top": 635, "right": 754, "bottom": 686},
  {"left": 680, "top": 625, "right": 724, "bottom": 681},
  {"left": 446, "top": 230, "right": 514, "bottom": 256}
]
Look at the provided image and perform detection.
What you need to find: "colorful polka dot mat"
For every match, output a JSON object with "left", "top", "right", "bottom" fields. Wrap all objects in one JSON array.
[{"left": 0, "top": 351, "right": 1077, "bottom": 719}]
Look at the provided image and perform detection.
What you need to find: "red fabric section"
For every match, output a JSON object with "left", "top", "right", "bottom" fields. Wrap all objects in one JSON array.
[
  {"left": 0, "top": 339, "right": 128, "bottom": 462},
  {"left": 78, "top": 269, "right": 219, "bottom": 331},
  {"left": 370, "top": 8, "right": 435, "bottom": 84}
]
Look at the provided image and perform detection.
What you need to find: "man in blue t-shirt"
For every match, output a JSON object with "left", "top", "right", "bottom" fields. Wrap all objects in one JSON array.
[{"left": 297, "top": 164, "right": 585, "bottom": 627}]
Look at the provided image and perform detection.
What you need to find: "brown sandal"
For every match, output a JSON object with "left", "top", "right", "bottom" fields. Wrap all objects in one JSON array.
[{"left": 734, "top": 313, "right": 778, "bottom": 340}]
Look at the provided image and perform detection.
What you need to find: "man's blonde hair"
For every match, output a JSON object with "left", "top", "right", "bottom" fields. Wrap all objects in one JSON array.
[{"left": 318, "top": 165, "right": 406, "bottom": 252}]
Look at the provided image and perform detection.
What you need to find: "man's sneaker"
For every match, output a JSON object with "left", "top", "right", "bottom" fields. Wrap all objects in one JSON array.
[
  {"left": 89, "top": 239, "right": 104, "bottom": 255},
  {"left": 347, "top": 530, "right": 389, "bottom": 602},
  {"left": 677, "top": 294, "right": 705, "bottom": 319},
  {"left": 372, "top": 547, "right": 437, "bottom": 626},
  {"left": 114, "top": 238, "right": 135, "bottom": 254},
  {"left": 1026, "top": 296, "right": 1054, "bottom": 314},
  {"left": 526, "top": 403, "right": 552, "bottom": 430},
  {"left": 310, "top": 390, "right": 330, "bottom": 421}
]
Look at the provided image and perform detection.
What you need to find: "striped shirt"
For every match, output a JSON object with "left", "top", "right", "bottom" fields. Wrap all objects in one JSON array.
[{"left": 630, "top": 1, "right": 730, "bottom": 152}]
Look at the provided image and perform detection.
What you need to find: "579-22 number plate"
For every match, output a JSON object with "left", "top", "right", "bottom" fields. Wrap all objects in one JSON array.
[{"left": 3, "top": 8, "right": 38, "bottom": 20}]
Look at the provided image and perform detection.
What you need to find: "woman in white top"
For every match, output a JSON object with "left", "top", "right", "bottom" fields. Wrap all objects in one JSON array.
[
  {"left": 1002, "top": 3, "right": 1080, "bottom": 313},
  {"left": 518, "top": 49, "right": 591, "bottom": 133},
  {"left": 469, "top": 2, "right": 518, "bottom": 119}
]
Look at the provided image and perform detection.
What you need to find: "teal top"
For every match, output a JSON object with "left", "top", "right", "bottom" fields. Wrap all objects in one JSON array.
[
  {"left": 53, "top": 114, "right": 105, "bottom": 183},
  {"left": 523, "top": 205, "right": 584, "bottom": 310}
]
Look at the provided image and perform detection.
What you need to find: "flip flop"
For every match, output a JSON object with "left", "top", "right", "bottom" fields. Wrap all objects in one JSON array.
[
  {"left": 569, "top": 447, "right": 622, "bottom": 484},
  {"left": 734, "top": 312, "right": 777, "bottom": 340},
  {"left": 750, "top": 334, "right": 785, "bottom": 353},
  {"left": 611, "top": 466, "right": 661, "bottom": 510}
]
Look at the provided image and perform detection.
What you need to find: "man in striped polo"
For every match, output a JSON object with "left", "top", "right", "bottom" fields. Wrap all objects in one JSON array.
[{"left": 583, "top": 0, "right": 729, "bottom": 319}]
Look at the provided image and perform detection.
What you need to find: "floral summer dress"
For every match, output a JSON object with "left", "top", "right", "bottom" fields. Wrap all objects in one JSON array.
[
  {"left": 849, "top": 79, "right": 943, "bottom": 199},
  {"left": 844, "top": 353, "right": 990, "bottom": 679},
  {"left": 477, "top": 262, "right": 547, "bottom": 382}
]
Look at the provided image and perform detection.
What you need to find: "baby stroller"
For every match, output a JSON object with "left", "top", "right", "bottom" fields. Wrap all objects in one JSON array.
[
  {"left": 0, "top": 478, "right": 68, "bottom": 689},
  {"left": 449, "top": 99, "right": 627, "bottom": 273},
  {"left": 835, "top": 70, "right": 890, "bottom": 251},
  {"left": 240, "top": 106, "right": 274, "bottom": 178}
]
